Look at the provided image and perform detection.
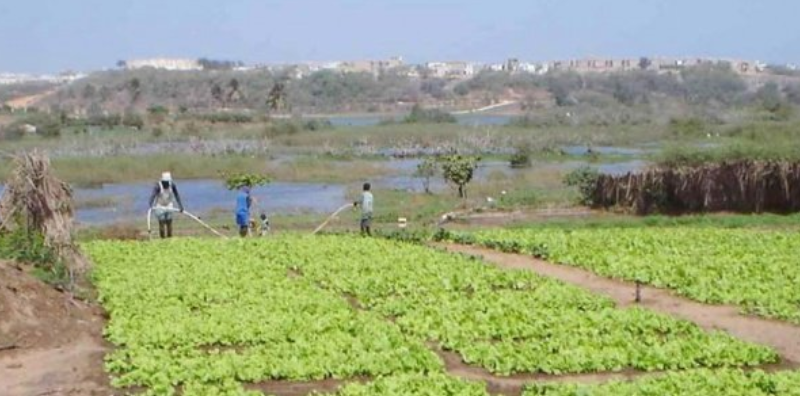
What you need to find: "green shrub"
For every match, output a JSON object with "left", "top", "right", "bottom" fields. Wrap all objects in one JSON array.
[
  {"left": 122, "top": 112, "right": 145, "bottom": 129},
  {"left": 200, "top": 112, "right": 254, "bottom": 123},
  {"left": 499, "top": 189, "right": 540, "bottom": 209},
  {"left": 564, "top": 166, "right": 600, "bottom": 206},
  {"left": 669, "top": 117, "right": 707, "bottom": 137},
  {"left": 509, "top": 145, "right": 533, "bottom": 168},
  {"left": 404, "top": 104, "right": 456, "bottom": 124},
  {"left": 0, "top": 228, "right": 70, "bottom": 287},
  {"left": 221, "top": 172, "right": 271, "bottom": 190}
]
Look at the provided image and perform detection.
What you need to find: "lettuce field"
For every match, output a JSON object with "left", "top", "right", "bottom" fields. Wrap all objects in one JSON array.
[
  {"left": 85, "top": 235, "right": 797, "bottom": 395},
  {"left": 451, "top": 228, "right": 800, "bottom": 324}
]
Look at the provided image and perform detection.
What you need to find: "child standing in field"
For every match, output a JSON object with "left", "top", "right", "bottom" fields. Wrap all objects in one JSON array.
[
  {"left": 353, "top": 182, "right": 373, "bottom": 236},
  {"left": 259, "top": 213, "right": 270, "bottom": 236}
]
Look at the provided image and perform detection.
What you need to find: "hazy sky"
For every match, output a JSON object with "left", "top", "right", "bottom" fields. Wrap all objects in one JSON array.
[{"left": 1, "top": 0, "right": 799, "bottom": 73}]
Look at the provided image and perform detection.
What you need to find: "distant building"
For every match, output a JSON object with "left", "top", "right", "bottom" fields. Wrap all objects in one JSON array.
[
  {"left": 424, "top": 61, "right": 476, "bottom": 79},
  {"left": 125, "top": 58, "right": 202, "bottom": 71},
  {"left": 518, "top": 62, "right": 549, "bottom": 75},
  {"left": 649, "top": 57, "right": 766, "bottom": 75},
  {"left": 550, "top": 58, "right": 638, "bottom": 73},
  {"left": 338, "top": 56, "right": 404, "bottom": 76},
  {"left": 503, "top": 58, "right": 521, "bottom": 72},
  {"left": 487, "top": 63, "right": 504, "bottom": 72},
  {"left": 0, "top": 72, "right": 85, "bottom": 85}
]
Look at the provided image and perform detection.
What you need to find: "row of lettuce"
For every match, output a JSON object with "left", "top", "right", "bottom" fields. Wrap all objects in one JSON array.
[
  {"left": 437, "top": 227, "right": 800, "bottom": 324},
  {"left": 85, "top": 235, "right": 797, "bottom": 395}
]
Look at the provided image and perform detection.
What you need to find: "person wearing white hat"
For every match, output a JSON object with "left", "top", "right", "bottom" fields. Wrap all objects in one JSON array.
[{"left": 148, "top": 171, "right": 185, "bottom": 238}]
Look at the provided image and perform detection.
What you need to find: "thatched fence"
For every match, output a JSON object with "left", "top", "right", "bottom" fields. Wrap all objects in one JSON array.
[
  {"left": 591, "top": 160, "right": 800, "bottom": 214},
  {"left": 0, "top": 150, "right": 88, "bottom": 284}
]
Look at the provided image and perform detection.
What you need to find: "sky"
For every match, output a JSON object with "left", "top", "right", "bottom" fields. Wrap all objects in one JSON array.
[{"left": 1, "top": 0, "right": 799, "bottom": 74}]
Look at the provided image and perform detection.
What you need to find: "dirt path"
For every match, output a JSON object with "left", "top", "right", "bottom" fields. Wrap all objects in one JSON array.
[
  {"left": 442, "top": 244, "right": 800, "bottom": 364},
  {"left": 3, "top": 90, "right": 56, "bottom": 110},
  {"left": 0, "top": 336, "right": 109, "bottom": 396}
]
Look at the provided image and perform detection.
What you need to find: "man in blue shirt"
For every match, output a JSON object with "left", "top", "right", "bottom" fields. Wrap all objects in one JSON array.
[{"left": 235, "top": 185, "right": 252, "bottom": 237}]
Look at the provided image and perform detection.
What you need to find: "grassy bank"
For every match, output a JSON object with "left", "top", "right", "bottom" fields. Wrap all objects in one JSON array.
[{"left": 0, "top": 154, "right": 396, "bottom": 186}]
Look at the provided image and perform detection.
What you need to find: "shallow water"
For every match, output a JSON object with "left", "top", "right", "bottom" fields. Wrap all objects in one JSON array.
[
  {"left": 0, "top": 156, "right": 646, "bottom": 226},
  {"left": 327, "top": 114, "right": 515, "bottom": 127},
  {"left": 0, "top": 181, "right": 347, "bottom": 226}
]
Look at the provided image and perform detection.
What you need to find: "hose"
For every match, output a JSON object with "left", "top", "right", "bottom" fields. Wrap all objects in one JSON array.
[
  {"left": 312, "top": 204, "right": 354, "bottom": 235},
  {"left": 147, "top": 207, "right": 228, "bottom": 239}
]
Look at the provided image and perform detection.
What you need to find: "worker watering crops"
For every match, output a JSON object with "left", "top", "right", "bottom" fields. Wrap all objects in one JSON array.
[
  {"left": 353, "top": 182, "right": 373, "bottom": 236},
  {"left": 235, "top": 185, "right": 253, "bottom": 237},
  {"left": 148, "top": 172, "right": 184, "bottom": 238}
]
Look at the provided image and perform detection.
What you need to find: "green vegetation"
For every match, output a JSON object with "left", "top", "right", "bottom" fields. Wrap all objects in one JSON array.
[
  {"left": 439, "top": 154, "right": 480, "bottom": 198},
  {"left": 221, "top": 172, "right": 270, "bottom": 190},
  {"left": 326, "top": 374, "right": 487, "bottom": 396},
  {"left": 500, "top": 213, "right": 800, "bottom": 231},
  {"left": 509, "top": 143, "right": 533, "bottom": 168},
  {"left": 0, "top": 154, "right": 395, "bottom": 186},
  {"left": 0, "top": 228, "right": 72, "bottom": 288},
  {"left": 448, "top": 227, "right": 800, "bottom": 323},
  {"left": 563, "top": 166, "right": 600, "bottom": 205},
  {"left": 525, "top": 369, "right": 800, "bottom": 396},
  {"left": 26, "top": 63, "right": 797, "bottom": 121},
  {"left": 87, "top": 237, "right": 443, "bottom": 394},
  {"left": 413, "top": 157, "right": 437, "bottom": 194},
  {"left": 402, "top": 104, "right": 457, "bottom": 124},
  {"left": 85, "top": 236, "right": 778, "bottom": 394}
]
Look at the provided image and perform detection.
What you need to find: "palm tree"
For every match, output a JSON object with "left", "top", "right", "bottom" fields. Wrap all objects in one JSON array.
[
  {"left": 266, "top": 82, "right": 287, "bottom": 112},
  {"left": 227, "top": 78, "right": 242, "bottom": 103}
]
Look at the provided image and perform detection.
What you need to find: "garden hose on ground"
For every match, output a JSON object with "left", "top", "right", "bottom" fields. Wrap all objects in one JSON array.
[
  {"left": 312, "top": 204, "right": 354, "bottom": 235},
  {"left": 147, "top": 207, "right": 228, "bottom": 239}
]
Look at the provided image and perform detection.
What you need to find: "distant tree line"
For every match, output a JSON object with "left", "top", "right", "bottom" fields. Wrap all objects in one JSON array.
[{"left": 33, "top": 65, "right": 800, "bottom": 117}]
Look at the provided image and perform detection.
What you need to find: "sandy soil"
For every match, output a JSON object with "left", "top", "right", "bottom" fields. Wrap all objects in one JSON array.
[{"left": 0, "top": 261, "right": 111, "bottom": 396}]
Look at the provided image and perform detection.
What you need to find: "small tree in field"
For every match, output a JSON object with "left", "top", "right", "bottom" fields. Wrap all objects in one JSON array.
[
  {"left": 414, "top": 157, "right": 437, "bottom": 194},
  {"left": 221, "top": 172, "right": 271, "bottom": 190},
  {"left": 439, "top": 154, "right": 479, "bottom": 199}
]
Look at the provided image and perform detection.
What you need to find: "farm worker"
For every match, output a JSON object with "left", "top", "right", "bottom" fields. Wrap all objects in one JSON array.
[
  {"left": 353, "top": 182, "right": 373, "bottom": 236},
  {"left": 235, "top": 185, "right": 252, "bottom": 237},
  {"left": 148, "top": 172, "right": 184, "bottom": 239}
]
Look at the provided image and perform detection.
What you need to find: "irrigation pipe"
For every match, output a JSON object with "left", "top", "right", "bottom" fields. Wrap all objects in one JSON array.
[
  {"left": 312, "top": 204, "right": 353, "bottom": 235},
  {"left": 146, "top": 208, "right": 153, "bottom": 239},
  {"left": 182, "top": 211, "right": 228, "bottom": 239},
  {"left": 146, "top": 207, "right": 228, "bottom": 239}
]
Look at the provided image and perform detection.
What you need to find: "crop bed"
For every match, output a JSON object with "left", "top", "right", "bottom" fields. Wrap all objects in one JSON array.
[
  {"left": 525, "top": 369, "right": 800, "bottom": 395},
  {"left": 449, "top": 228, "right": 800, "bottom": 324},
  {"left": 86, "top": 236, "right": 785, "bottom": 395}
]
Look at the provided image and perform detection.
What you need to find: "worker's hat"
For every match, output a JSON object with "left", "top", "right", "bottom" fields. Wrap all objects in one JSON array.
[{"left": 161, "top": 172, "right": 173, "bottom": 182}]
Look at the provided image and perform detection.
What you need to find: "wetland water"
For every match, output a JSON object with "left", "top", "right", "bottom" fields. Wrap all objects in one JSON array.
[{"left": 0, "top": 155, "right": 646, "bottom": 225}]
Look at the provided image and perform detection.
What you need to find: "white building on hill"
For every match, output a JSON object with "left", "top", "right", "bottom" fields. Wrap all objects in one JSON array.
[{"left": 125, "top": 58, "right": 202, "bottom": 71}]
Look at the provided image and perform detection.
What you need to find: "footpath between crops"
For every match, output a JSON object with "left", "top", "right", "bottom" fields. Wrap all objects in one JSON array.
[
  {"left": 439, "top": 243, "right": 800, "bottom": 365},
  {"left": 292, "top": 252, "right": 798, "bottom": 396}
]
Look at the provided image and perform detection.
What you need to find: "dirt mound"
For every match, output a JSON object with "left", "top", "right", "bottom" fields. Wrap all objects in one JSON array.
[
  {"left": 0, "top": 262, "right": 96, "bottom": 349},
  {"left": 0, "top": 261, "right": 111, "bottom": 396}
]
